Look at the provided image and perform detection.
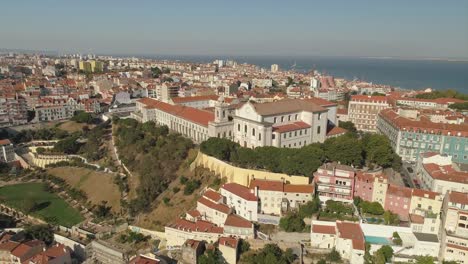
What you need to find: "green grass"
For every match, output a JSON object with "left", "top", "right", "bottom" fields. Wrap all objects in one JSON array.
[{"left": 0, "top": 183, "right": 84, "bottom": 227}]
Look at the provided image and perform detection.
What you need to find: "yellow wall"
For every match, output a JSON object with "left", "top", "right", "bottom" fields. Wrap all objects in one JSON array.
[{"left": 191, "top": 152, "right": 310, "bottom": 187}]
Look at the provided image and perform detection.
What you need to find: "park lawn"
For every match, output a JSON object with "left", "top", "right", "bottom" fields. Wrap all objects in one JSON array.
[
  {"left": 0, "top": 183, "right": 84, "bottom": 227},
  {"left": 57, "top": 121, "right": 94, "bottom": 133}
]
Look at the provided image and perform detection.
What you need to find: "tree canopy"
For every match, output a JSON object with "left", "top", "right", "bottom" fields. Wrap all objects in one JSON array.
[
  {"left": 240, "top": 244, "right": 296, "bottom": 264},
  {"left": 415, "top": 89, "right": 468, "bottom": 100},
  {"left": 24, "top": 225, "right": 55, "bottom": 246}
]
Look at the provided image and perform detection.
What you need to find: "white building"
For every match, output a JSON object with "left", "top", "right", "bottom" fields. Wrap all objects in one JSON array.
[
  {"left": 0, "top": 139, "right": 15, "bottom": 163},
  {"left": 220, "top": 183, "right": 258, "bottom": 222},
  {"left": 440, "top": 191, "right": 468, "bottom": 263},
  {"left": 197, "top": 190, "right": 231, "bottom": 227}
]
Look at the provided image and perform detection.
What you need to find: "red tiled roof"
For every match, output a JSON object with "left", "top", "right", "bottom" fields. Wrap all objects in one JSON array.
[
  {"left": 386, "top": 184, "right": 412, "bottom": 198},
  {"left": 312, "top": 224, "right": 336, "bottom": 234},
  {"left": 379, "top": 109, "right": 468, "bottom": 137},
  {"left": 203, "top": 190, "right": 223, "bottom": 202},
  {"left": 168, "top": 218, "right": 223, "bottom": 234},
  {"left": 351, "top": 95, "right": 388, "bottom": 103},
  {"left": 186, "top": 209, "right": 201, "bottom": 218},
  {"left": 423, "top": 163, "right": 468, "bottom": 184},
  {"left": 305, "top": 97, "right": 337, "bottom": 107},
  {"left": 337, "top": 108, "right": 348, "bottom": 115},
  {"left": 137, "top": 98, "right": 214, "bottom": 126},
  {"left": 198, "top": 197, "right": 231, "bottom": 214},
  {"left": 224, "top": 214, "right": 253, "bottom": 228},
  {"left": 219, "top": 237, "right": 239, "bottom": 249},
  {"left": 249, "top": 179, "right": 284, "bottom": 192},
  {"left": 272, "top": 121, "right": 311, "bottom": 133},
  {"left": 447, "top": 243, "right": 468, "bottom": 252},
  {"left": 171, "top": 95, "right": 218, "bottom": 104},
  {"left": 0, "top": 241, "right": 19, "bottom": 251},
  {"left": 222, "top": 183, "right": 257, "bottom": 201},
  {"left": 284, "top": 184, "right": 314, "bottom": 194},
  {"left": 336, "top": 221, "right": 365, "bottom": 250},
  {"left": 326, "top": 126, "right": 347, "bottom": 136},
  {"left": 11, "top": 243, "right": 32, "bottom": 258},
  {"left": 409, "top": 214, "right": 425, "bottom": 224},
  {"left": 448, "top": 191, "right": 468, "bottom": 205},
  {"left": 411, "top": 189, "right": 439, "bottom": 200},
  {"left": 0, "top": 139, "right": 12, "bottom": 145}
]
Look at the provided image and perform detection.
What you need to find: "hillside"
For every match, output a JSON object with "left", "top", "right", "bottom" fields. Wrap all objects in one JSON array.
[{"left": 47, "top": 167, "right": 122, "bottom": 213}]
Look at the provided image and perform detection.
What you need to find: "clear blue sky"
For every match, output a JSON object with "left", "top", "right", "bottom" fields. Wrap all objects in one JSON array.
[{"left": 1, "top": 0, "right": 467, "bottom": 58}]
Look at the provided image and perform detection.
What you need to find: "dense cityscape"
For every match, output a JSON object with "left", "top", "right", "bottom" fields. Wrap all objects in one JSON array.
[
  {"left": 1, "top": 0, "right": 467, "bottom": 263},
  {"left": 0, "top": 51, "right": 466, "bottom": 264}
]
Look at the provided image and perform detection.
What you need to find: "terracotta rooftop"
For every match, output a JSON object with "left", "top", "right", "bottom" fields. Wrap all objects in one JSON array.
[
  {"left": 203, "top": 190, "right": 223, "bottom": 202},
  {"left": 448, "top": 191, "right": 468, "bottom": 205},
  {"left": 386, "top": 184, "right": 412, "bottom": 198},
  {"left": 272, "top": 121, "right": 311, "bottom": 133},
  {"left": 422, "top": 163, "right": 468, "bottom": 184},
  {"left": 379, "top": 109, "right": 468, "bottom": 137},
  {"left": 336, "top": 221, "right": 365, "bottom": 250},
  {"left": 411, "top": 188, "right": 440, "bottom": 200},
  {"left": 409, "top": 214, "right": 425, "bottom": 224},
  {"left": 351, "top": 95, "right": 388, "bottom": 103},
  {"left": 312, "top": 224, "right": 336, "bottom": 235},
  {"left": 224, "top": 214, "right": 253, "bottom": 228},
  {"left": 186, "top": 209, "right": 201, "bottom": 218},
  {"left": 219, "top": 237, "right": 239, "bottom": 249},
  {"left": 137, "top": 97, "right": 214, "bottom": 127},
  {"left": 129, "top": 255, "right": 160, "bottom": 264},
  {"left": 222, "top": 183, "right": 257, "bottom": 201},
  {"left": 167, "top": 218, "right": 223, "bottom": 234},
  {"left": 197, "top": 197, "right": 231, "bottom": 214},
  {"left": 0, "top": 139, "right": 12, "bottom": 145},
  {"left": 304, "top": 97, "right": 337, "bottom": 107},
  {"left": 326, "top": 126, "right": 347, "bottom": 137},
  {"left": 171, "top": 95, "right": 218, "bottom": 104}
]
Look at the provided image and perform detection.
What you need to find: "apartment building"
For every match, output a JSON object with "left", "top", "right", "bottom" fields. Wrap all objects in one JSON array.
[
  {"left": 0, "top": 139, "right": 15, "bottom": 163},
  {"left": 409, "top": 189, "right": 443, "bottom": 234},
  {"left": 440, "top": 191, "right": 468, "bottom": 263},
  {"left": 249, "top": 179, "right": 314, "bottom": 215},
  {"left": 314, "top": 163, "right": 355, "bottom": 203},
  {"left": 415, "top": 152, "right": 468, "bottom": 194},
  {"left": 396, "top": 97, "right": 465, "bottom": 110},
  {"left": 310, "top": 220, "right": 365, "bottom": 264},
  {"left": 196, "top": 190, "right": 231, "bottom": 227},
  {"left": 220, "top": 183, "right": 258, "bottom": 222},
  {"left": 348, "top": 95, "right": 390, "bottom": 132},
  {"left": 377, "top": 108, "right": 468, "bottom": 164}
]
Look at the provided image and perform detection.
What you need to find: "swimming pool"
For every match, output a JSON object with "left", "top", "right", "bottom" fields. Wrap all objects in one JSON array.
[{"left": 365, "top": 236, "right": 392, "bottom": 245}]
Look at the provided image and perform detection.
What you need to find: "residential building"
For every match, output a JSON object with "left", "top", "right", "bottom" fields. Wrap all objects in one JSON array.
[
  {"left": 440, "top": 191, "right": 468, "bottom": 263},
  {"left": 220, "top": 183, "right": 258, "bottom": 222},
  {"left": 181, "top": 239, "right": 205, "bottom": 264},
  {"left": 415, "top": 152, "right": 468, "bottom": 194},
  {"left": 271, "top": 64, "right": 279, "bottom": 73},
  {"left": 0, "top": 240, "right": 45, "bottom": 264},
  {"left": 348, "top": 95, "right": 390, "bottom": 132},
  {"left": 0, "top": 139, "right": 15, "bottom": 163},
  {"left": 396, "top": 97, "right": 465, "bottom": 110},
  {"left": 384, "top": 185, "right": 412, "bottom": 221},
  {"left": 165, "top": 218, "right": 223, "bottom": 247},
  {"left": 223, "top": 214, "right": 254, "bottom": 239},
  {"left": 129, "top": 255, "right": 161, "bottom": 264},
  {"left": 218, "top": 237, "right": 239, "bottom": 264},
  {"left": 377, "top": 109, "right": 468, "bottom": 164},
  {"left": 197, "top": 190, "right": 231, "bottom": 227},
  {"left": 85, "top": 240, "right": 129, "bottom": 264},
  {"left": 29, "top": 243, "right": 72, "bottom": 264},
  {"left": 249, "top": 179, "right": 314, "bottom": 215},
  {"left": 314, "top": 163, "right": 355, "bottom": 203},
  {"left": 310, "top": 220, "right": 365, "bottom": 264},
  {"left": 409, "top": 189, "right": 443, "bottom": 234}
]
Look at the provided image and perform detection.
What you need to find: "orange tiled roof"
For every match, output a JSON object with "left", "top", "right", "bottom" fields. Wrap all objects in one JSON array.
[
  {"left": 219, "top": 237, "right": 239, "bottom": 249},
  {"left": 224, "top": 214, "right": 252, "bottom": 228},
  {"left": 222, "top": 183, "right": 257, "bottom": 201},
  {"left": 197, "top": 197, "right": 230, "bottom": 214},
  {"left": 312, "top": 224, "right": 336, "bottom": 234},
  {"left": 336, "top": 221, "right": 365, "bottom": 250},
  {"left": 272, "top": 121, "right": 311, "bottom": 133},
  {"left": 138, "top": 98, "right": 214, "bottom": 127},
  {"left": 448, "top": 191, "right": 468, "bottom": 205}
]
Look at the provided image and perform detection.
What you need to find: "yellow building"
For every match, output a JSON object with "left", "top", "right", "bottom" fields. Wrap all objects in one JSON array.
[{"left": 79, "top": 60, "right": 103, "bottom": 73}]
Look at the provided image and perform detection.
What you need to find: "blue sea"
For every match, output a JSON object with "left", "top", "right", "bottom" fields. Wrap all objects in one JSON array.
[{"left": 140, "top": 55, "right": 468, "bottom": 93}]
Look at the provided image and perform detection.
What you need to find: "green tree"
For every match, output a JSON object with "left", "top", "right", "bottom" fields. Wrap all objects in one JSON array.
[
  {"left": 317, "top": 259, "right": 327, "bottom": 264},
  {"left": 415, "top": 256, "right": 435, "bottom": 264},
  {"left": 362, "top": 133, "right": 394, "bottom": 168},
  {"left": 327, "top": 248, "right": 341, "bottom": 262},
  {"left": 24, "top": 225, "right": 55, "bottom": 246},
  {"left": 241, "top": 244, "right": 296, "bottom": 264},
  {"left": 198, "top": 248, "right": 224, "bottom": 264},
  {"left": 71, "top": 111, "right": 94, "bottom": 123},
  {"left": 298, "top": 196, "right": 321, "bottom": 218},
  {"left": 392, "top": 232, "right": 402, "bottom": 245},
  {"left": 375, "top": 245, "right": 393, "bottom": 262},
  {"left": 338, "top": 121, "right": 357, "bottom": 133},
  {"left": 279, "top": 213, "right": 306, "bottom": 232},
  {"left": 323, "top": 134, "right": 363, "bottom": 166},
  {"left": 449, "top": 102, "right": 468, "bottom": 111}
]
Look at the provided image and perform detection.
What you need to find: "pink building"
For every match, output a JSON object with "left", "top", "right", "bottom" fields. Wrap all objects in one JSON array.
[
  {"left": 384, "top": 185, "right": 412, "bottom": 221},
  {"left": 314, "top": 163, "right": 355, "bottom": 203},
  {"left": 354, "top": 172, "right": 375, "bottom": 202}
]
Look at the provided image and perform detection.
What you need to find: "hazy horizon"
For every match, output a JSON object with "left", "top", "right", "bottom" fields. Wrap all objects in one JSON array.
[{"left": 1, "top": 0, "right": 467, "bottom": 59}]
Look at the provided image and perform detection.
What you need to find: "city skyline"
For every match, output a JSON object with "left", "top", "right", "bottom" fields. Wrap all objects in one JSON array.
[{"left": 1, "top": 0, "right": 467, "bottom": 59}]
